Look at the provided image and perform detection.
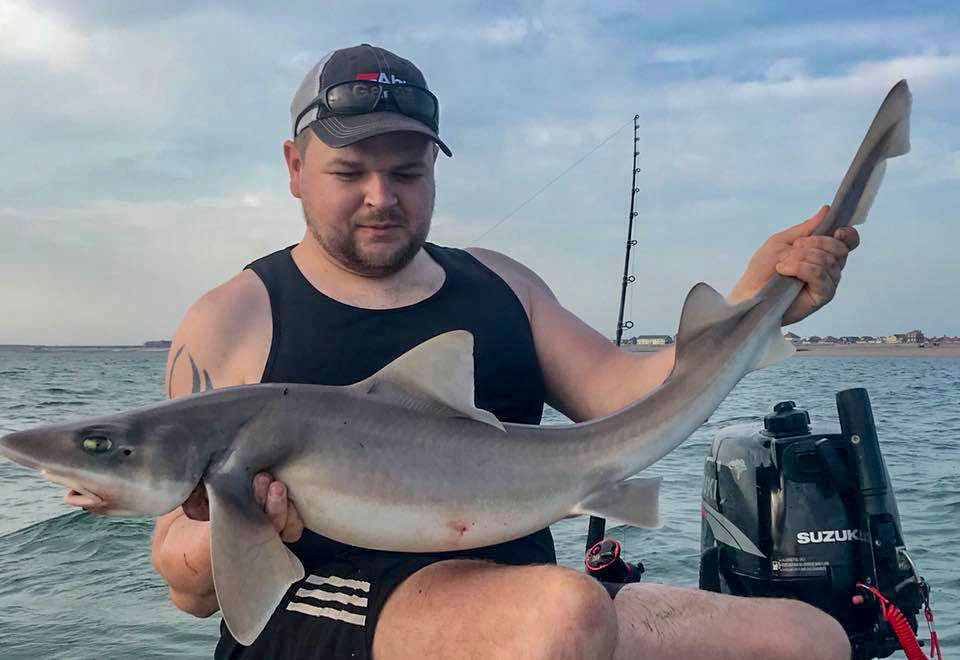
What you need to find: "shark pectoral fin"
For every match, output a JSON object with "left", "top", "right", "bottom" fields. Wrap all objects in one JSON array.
[
  {"left": 750, "top": 329, "right": 797, "bottom": 372},
  {"left": 349, "top": 330, "right": 505, "bottom": 431},
  {"left": 207, "top": 478, "right": 305, "bottom": 646},
  {"left": 571, "top": 476, "right": 662, "bottom": 528}
]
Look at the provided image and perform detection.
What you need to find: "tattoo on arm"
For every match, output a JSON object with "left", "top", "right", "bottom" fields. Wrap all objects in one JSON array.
[
  {"left": 188, "top": 354, "right": 215, "bottom": 394},
  {"left": 167, "top": 345, "right": 215, "bottom": 398},
  {"left": 167, "top": 345, "right": 185, "bottom": 399},
  {"left": 189, "top": 355, "right": 201, "bottom": 394}
]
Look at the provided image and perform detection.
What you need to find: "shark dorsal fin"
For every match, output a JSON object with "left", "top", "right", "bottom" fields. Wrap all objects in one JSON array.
[
  {"left": 350, "top": 330, "right": 505, "bottom": 431},
  {"left": 675, "top": 282, "right": 736, "bottom": 344},
  {"left": 673, "top": 282, "right": 794, "bottom": 375}
]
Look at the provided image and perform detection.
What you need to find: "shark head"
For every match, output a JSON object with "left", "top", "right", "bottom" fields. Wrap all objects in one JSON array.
[{"left": 0, "top": 410, "right": 206, "bottom": 516}]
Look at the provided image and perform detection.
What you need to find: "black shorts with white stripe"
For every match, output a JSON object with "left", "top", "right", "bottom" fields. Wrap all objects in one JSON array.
[
  {"left": 214, "top": 551, "right": 437, "bottom": 660},
  {"left": 214, "top": 530, "right": 555, "bottom": 660}
]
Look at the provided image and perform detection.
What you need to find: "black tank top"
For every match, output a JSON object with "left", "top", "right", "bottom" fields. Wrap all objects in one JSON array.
[{"left": 244, "top": 243, "right": 556, "bottom": 566}]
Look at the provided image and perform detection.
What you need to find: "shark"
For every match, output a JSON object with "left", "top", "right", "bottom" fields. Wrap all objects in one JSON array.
[{"left": 0, "top": 80, "right": 911, "bottom": 645}]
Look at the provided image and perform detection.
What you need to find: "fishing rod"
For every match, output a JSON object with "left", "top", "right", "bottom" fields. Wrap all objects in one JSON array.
[
  {"left": 585, "top": 114, "right": 641, "bottom": 555},
  {"left": 472, "top": 119, "right": 632, "bottom": 242}
]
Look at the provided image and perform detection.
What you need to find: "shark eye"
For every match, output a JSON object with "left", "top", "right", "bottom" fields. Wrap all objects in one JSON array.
[{"left": 82, "top": 436, "right": 112, "bottom": 453}]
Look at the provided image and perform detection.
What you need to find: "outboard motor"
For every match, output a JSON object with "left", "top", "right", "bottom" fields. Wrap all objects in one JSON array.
[{"left": 699, "top": 388, "right": 936, "bottom": 660}]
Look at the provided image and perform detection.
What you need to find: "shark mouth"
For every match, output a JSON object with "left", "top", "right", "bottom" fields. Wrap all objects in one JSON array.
[{"left": 42, "top": 469, "right": 106, "bottom": 509}]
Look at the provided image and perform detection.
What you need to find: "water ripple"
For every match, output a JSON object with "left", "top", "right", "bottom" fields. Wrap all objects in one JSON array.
[{"left": 0, "top": 349, "right": 956, "bottom": 657}]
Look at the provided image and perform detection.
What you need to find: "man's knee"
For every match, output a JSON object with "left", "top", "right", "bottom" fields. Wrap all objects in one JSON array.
[
  {"left": 374, "top": 561, "right": 617, "bottom": 660},
  {"left": 763, "top": 599, "right": 850, "bottom": 660},
  {"left": 527, "top": 566, "right": 618, "bottom": 658}
]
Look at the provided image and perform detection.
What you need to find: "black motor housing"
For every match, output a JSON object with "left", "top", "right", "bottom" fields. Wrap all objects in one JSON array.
[{"left": 699, "top": 389, "right": 925, "bottom": 659}]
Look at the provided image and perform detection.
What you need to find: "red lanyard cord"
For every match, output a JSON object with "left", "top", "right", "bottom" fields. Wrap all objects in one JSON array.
[{"left": 856, "top": 583, "right": 941, "bottom": 660}]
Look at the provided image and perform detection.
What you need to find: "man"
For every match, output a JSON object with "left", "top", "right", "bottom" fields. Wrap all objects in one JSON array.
[{"left": 146, "top": 44, "right": 857, "bottom": 659}]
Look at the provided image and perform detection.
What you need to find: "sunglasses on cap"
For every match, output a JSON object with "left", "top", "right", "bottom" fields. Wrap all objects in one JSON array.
[{"left": 295, "top": 80, "right": 440, "bottom": 135}]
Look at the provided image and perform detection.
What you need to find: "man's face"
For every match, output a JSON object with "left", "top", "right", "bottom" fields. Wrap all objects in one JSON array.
[{"left": 286, "top": 130, "right": 437, "bottom": 277}]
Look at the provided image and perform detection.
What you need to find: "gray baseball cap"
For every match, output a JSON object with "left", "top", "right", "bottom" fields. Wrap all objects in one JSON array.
[{"left": 290, "top": 44, "right": 452, "bottom": 157}]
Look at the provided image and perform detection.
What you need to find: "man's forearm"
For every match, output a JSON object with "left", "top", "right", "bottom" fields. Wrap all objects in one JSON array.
[{"left": 151, "top": 510, "right": 219, "bottom": 617}]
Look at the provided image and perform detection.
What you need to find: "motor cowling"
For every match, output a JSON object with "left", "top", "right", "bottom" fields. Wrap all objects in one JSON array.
[{"left": 699, "top": 389, "right": 928, "bottom": 660}]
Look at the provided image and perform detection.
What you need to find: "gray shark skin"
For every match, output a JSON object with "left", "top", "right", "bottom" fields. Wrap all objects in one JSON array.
[{"left": 0, "top": 81, "right": 911, "bottom": 645}]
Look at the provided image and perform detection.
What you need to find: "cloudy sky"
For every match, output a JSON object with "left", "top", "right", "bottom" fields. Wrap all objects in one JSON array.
[{"left": 1, "top": 1, "right": 957, "bottom": 345}]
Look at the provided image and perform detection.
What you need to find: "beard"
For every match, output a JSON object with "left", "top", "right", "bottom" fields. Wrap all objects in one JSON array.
[{"left": 304, "top": 206, "right": 431, "bottom": 278}]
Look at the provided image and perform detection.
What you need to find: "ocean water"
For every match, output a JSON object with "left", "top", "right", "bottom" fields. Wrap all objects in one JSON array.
[{"left": 0, "top": 347, "right": 957, "bottom": 659}]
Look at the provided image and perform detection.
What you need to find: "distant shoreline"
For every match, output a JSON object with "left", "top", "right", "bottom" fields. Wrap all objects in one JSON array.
[
  {"left": 792, "top": 343, "right": 960, "bottom": 358},
  {"left": 627, "top": 343, "right": 960, "bottom": 358},
  {"left": 0, "top": 345, "right": 167, "bottom": 352},
  {"left": 4, "top": 343, "right": 959, "bottom": 358}
]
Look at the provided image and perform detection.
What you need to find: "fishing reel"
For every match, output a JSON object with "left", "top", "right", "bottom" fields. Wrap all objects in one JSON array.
[
  {"left": 698, "top": 388, "right": 938, "bottom": 659},
  {"left": 585, "top": 538, "right": 645, "bottom": 597}
]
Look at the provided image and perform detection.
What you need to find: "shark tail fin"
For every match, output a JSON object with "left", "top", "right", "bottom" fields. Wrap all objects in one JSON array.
[
  {"left": 848, "top": 161, "right": 885, "bottom": 227},
  {"left": 876, "top": 80, "right": 912, "bottom": 159},
  {"left": 672, "top": 283, "right": 794, "bottom": 376},
  {"left": 845, "top": 79, "right": 911, "bottom": 228}
]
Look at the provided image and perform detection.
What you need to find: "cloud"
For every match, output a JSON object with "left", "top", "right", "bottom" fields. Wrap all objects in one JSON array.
[
  {"left": 648, "top": 16, "right": 954, "bottom": 66},
  {"left": 0, "top": 193, "right": 303, "bottom": 345},
  {"left": 0, "top": 1, "right": 88, "bottom": 68},
  {"left": 412, "top": 16, "right": 544, "bottom": 46},
  {"left": 1, "top": 3, "right": 958, "bottom": 344},
  {"left": 652, "top": 52, "right": 960, "bottom": 110}
]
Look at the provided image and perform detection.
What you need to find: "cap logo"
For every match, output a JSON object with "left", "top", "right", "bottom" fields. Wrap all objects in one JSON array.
[{"left": 355, "top": 72, "right": 407, "bottom": 85}]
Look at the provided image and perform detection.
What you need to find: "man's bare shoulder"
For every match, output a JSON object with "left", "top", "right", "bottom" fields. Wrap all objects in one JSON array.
[
  {"left": 464, "top": 247, "right": 557, "bottom": 318},
  {"left": 166, "top": 270, "right": 271, "bottom": 392},
  {"left": 186, "top": 270, "right": 269, "bottom": 334}
]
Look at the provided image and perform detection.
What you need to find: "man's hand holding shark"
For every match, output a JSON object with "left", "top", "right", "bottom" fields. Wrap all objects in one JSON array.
[
  {"left": 1, "top": 62, "right": 907, "bottom": 660},
  {"left": 732, "top": 205, "right": 860, "bottom": 323}
]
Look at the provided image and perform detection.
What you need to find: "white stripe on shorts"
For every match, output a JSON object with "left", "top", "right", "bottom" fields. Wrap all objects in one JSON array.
[
  {"left": 294, "top": 587, "right": 368, "bottom": 608},
  {"left": 286, "top": 601, "right": 366, "bottom": 626},
  {"left": 305, "top": 574, "right": 371, "bottom": 592},
  {"left": 286, "top": 574, "right": 371, "bottom": 626}
]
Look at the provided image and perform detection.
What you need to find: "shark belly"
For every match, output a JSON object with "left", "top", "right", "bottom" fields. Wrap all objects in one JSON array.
[
  {"left": 274, "top": 447, "right": 580, "bottom": 552},
  {"left": 292, "top": 488, "right": 560, "bottom": 551}
]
